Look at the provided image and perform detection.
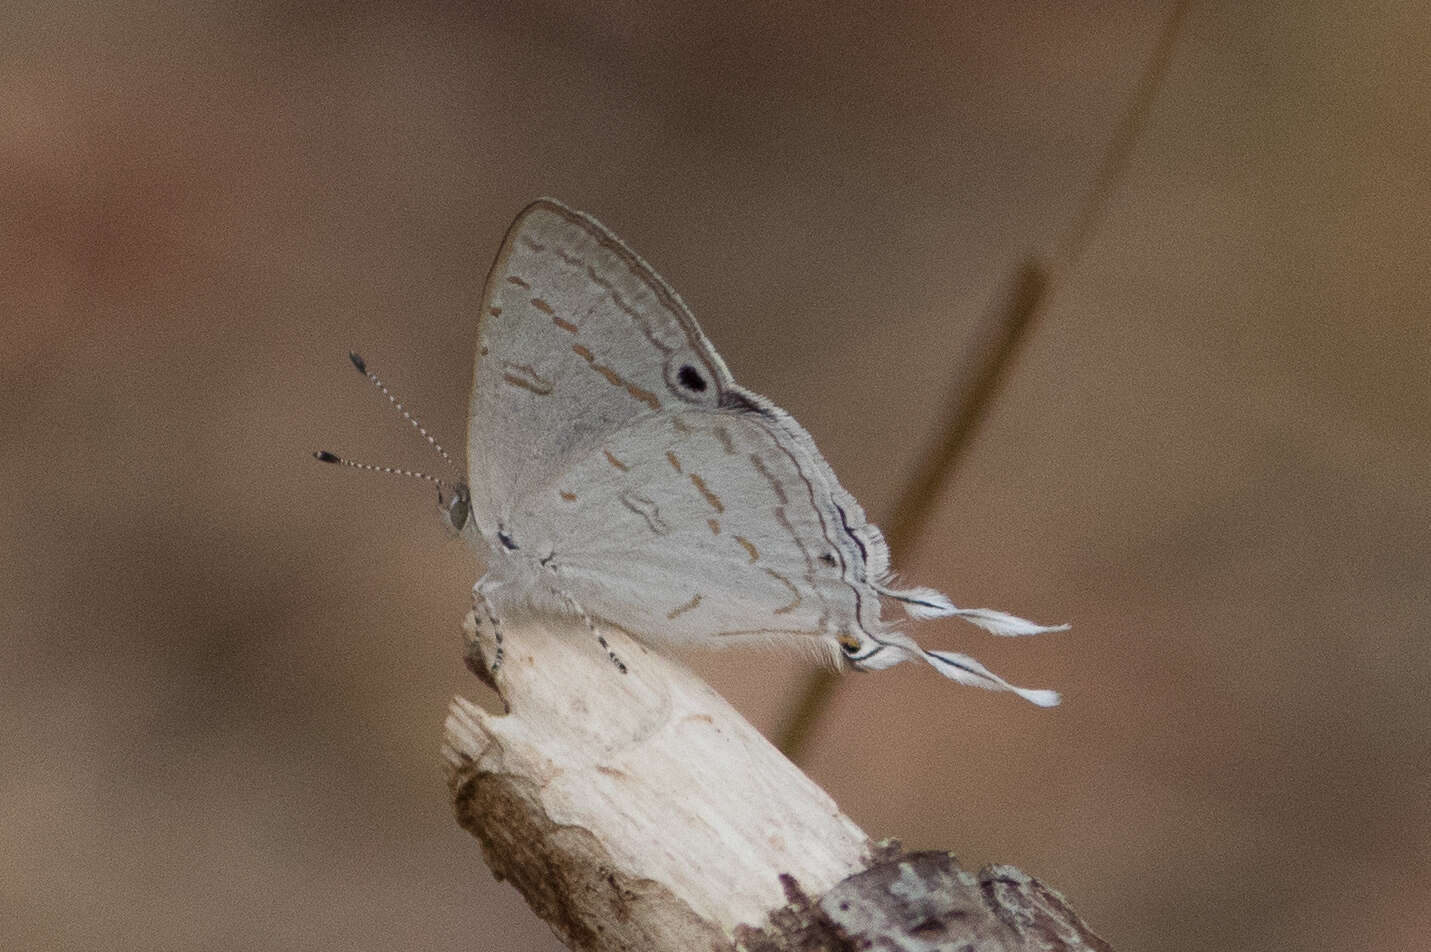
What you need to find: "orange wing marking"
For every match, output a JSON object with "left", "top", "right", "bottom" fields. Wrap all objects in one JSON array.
[
  {"left": 712, "top": 426, "right": 737, "bottom": 455},
  {"left": 585, "top": 265, "right": 638, "bottom": 326},
  {"left": 764, "top": 569, "right": 802, "bottom": 615},
  {"left": 571, "top": 344, "right": 661, "bottom": 410},
  {"left": 604, "top": 449, "right": 629, "bottom": 472},
  {"left": 734, "top": 536, "right": 759, "bottom": 564},
  {"left": 531, "top": 297, "right": 579, "bottom": 333},
  {"left": 749, "top": 453, "right": 788, "bottom": 504},
  {"left": 666, "top": 451, "right": 682, "bottom": 473},
  {"left": 506, "top": 275, "right": 531, "bottom": 289},
  {"left": 707, "top": 518, "right": 721, "bottom": 535},
  {"left": 666, "top": 594, "right": 703, "bottom": 620},
  {"left": 501, "top": 362, "right": 553, "bottom": 395},
  {"left": 689, "top": 473, "right": 724, "bottom": 513}
]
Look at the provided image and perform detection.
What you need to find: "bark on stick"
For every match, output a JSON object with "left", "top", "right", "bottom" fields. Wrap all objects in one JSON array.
[{"left": 443, "top": 614, "right": 1109, "bottom": 951}]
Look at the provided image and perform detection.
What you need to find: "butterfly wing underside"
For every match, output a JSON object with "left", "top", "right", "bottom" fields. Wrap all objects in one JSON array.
[
  {"left": 462, "top": 198, "right": 1063, "bottom": 704},
  {"left": 515, "top": 407, "right": 886, "bottom": 651},
  {"left": 468, "top": 200, "right": 731, "bottom": 532},
  {"left": 468, "top": 199, "right": 892, "bottom": 645}
]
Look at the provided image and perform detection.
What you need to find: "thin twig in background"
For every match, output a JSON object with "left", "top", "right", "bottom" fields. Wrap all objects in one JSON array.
[
  {"left": 776, "top": 263, "right": 1047, "bottom": 760},
  {"left": 775, "top": 0, "right": 1193, "bottom": 760},
  {"left": 1055, "top": 0, "right": 1193, "bottom": 275}
]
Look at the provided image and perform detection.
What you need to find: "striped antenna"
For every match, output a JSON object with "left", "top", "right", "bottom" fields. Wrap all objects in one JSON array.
[
  {"left": 312, "top": 450, "right": 457, "bottom": 491},
  {"left": 347, "top": 352, "right": 460, "bottom": 475}
]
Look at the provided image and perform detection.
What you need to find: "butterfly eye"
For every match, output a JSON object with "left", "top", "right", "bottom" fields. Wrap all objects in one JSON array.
[
  {"left": 837, "top": 634, "right": 861, "bottom": 656},
  {"left": 440, "top": 483, "right": 470, "bottom": 534},
  {"left": 677, "top": 365, "right": 707, "bottom": 392},
  {"left": 448, "top": 495, "right": 469, "bottom": 532}
]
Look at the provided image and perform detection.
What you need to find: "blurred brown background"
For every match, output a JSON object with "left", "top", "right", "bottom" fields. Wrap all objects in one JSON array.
[{"left": 3, "top": 1, "right": 1428, "bottom": 950}]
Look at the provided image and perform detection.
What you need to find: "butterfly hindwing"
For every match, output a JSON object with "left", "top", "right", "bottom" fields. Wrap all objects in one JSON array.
[{"left": 510, "top": 406, "right": 886, "bottom": 648}]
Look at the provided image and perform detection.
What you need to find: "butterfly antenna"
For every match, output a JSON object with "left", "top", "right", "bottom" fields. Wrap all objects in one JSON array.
[
  {"left": 312, "top": 450, "right": 458, "bottom": 491},
  {"left": 347, "top": 352, "right": 461, "bottom": 476}
]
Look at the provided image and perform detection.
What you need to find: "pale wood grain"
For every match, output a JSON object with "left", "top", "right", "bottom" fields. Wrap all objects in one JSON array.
[{"left": 444, "top": 613, "right": 1108, "bottom": 951}]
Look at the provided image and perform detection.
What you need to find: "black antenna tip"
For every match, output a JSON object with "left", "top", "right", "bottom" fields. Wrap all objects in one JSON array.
[
  {"left": 314, "top": 450, "right": 340, "bottom": 463},
  {"left": 348, "top": 352, "right": 367, "bottom": 373}
]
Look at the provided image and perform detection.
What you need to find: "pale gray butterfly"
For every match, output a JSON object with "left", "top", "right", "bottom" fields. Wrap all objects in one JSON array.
[
  {"left": 433, "top": 198, "right": 1065, "bottom": 706},
  {"left": 320, "top": 199, "right": 1064, "bottom": 704}
]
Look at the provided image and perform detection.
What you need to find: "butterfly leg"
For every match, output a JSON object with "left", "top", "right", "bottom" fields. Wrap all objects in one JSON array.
[
  {"left": 469, "top": 582, "right": 505, "bottom": 675},
  {"left": 556, "top": 590, "right": 627, "bottom": 674}
]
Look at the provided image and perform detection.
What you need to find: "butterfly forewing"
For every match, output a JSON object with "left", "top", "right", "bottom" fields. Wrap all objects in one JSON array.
[{"left": 468, "top": 200, "right": 730, "bottom": 533}]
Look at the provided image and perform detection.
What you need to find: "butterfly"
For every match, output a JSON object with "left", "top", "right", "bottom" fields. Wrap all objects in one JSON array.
[
  {"left": 318, "top": 199, "right": 1063, "bottom": 704},
  {"left": 414, "top": 198, "right": 1064, "bottom": 706}
]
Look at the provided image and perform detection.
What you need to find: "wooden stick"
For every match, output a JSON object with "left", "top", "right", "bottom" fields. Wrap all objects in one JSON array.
[{"left": 444, "top": 614, "right": 1110, "bottom": 951}]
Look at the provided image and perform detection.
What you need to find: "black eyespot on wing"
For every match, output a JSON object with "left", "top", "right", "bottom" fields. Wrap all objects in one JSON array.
[
  {"left": 819, "top": 552, "right": 838, "bottom": 567},
  {"left": 664, "top": 354, "right": 721, "bottom": 406},
  {"left": 497, "top": 529, "right": 518, "bottom": 550},
  {"left": 677, "top": 365, "right": 707, "bottom": 392}
]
